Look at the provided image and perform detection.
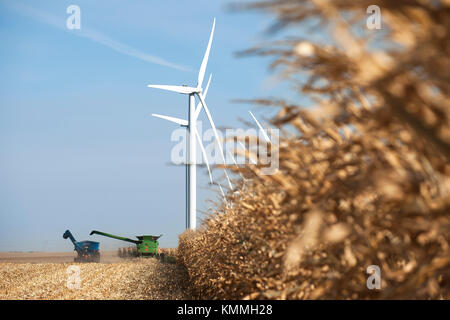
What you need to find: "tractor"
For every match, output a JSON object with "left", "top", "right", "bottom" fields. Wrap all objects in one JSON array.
[
  {"left": 63, "top": 230, "right": 100, "bottom": 262},
  {"left": 90, "top": 230, "right": 163, "bottom": 258}
]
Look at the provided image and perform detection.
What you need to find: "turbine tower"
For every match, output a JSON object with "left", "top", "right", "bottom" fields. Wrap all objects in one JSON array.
[{"left": 148, "top": 18, "right": 231, "bottom": 230}]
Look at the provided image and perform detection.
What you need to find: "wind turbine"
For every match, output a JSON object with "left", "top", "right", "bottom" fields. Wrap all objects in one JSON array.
[
  {"left": 152, "top": 74, "right": 229, "bottom": 228},
  {"left": 148, "top": 18, "right": 231, "bottom": 230}
]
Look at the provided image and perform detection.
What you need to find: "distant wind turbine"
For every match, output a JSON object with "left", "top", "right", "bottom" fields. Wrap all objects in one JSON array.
[
  {"left": 152, "top": 74, "right": 229, "bottom": 228},
  {"left": 148, "top": 18, "right": 231, "bottom": 230}
]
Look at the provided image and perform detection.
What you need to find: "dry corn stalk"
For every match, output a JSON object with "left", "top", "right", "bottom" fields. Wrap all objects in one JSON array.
[{"left": 178, "top": 0, "right": 450, "bottom": 300}]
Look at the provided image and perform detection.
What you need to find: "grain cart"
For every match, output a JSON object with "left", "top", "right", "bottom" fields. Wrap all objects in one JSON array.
[
  {"left": 63, "top": 230, "right": 100, "bottom": 262},
  {"left": 90, "top": 230, "right": 163, "bottom": 258}
]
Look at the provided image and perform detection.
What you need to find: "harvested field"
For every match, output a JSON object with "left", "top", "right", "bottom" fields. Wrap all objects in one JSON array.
[
  {"left": 0, "top": 251, "right": 122, "bottom": 264},
  {"left": 0, "top": 252, "right": 191, "bottom": 300}
]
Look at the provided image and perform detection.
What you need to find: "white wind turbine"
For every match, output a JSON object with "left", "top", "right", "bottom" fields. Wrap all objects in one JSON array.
[
  {"left": 148, "top": 18, "right": 232, "bottom": 230},
  {"left": 152, "top": 74, "right": 229, "bottom": 228}
]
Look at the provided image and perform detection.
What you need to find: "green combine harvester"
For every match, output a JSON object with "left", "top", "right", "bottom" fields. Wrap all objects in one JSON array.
[{"left": 90, "top": 230, "right": 163, "bottom": 258}]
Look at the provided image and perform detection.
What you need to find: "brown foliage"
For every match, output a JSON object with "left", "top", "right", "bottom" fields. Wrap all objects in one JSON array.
[{"left": 178, "top": 0, "right": 450, "bottom": 299}]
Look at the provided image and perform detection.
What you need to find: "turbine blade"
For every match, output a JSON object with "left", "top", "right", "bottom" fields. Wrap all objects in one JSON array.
[
  {"left": 204, "top": 73, "right": 212, "bottom": 97},
  {"left": 194, "top": 74, "right": 212, "bottom": 119},
  {"left": 249, "top": 111, "right": 271, "bottom": 143},
  {"left": 217, "top": 182, "right": 227, "bottom": 204},
  {"left": 227, "top": 150, "right": 247, "bottom": 182},
  {"left": 147, "top": 84, "right": 199, "bottom": 95},
  {"left": 197, "top": 18, "right": 216, "bottom": 88},
  {"left": 152, "top": 113, "right": 188, "bottom": 126},
  {"left": 195, "top": 130, "right": 213, "bottom": 184},
  {"left": 227, "top": 150, "right": 238, "bottom": 167},
  {"left": 197, "top": 93, "right": 233, "bottom": 190}
]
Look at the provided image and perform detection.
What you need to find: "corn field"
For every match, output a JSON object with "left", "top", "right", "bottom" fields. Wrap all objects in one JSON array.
[{"left": 178, "top": 0, "right": 450, "bottom": 299}]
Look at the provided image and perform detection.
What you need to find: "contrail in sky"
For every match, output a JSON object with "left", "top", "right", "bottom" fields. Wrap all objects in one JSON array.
[{"left": 5, "top": 1, "right": 193, "bottom": 72}]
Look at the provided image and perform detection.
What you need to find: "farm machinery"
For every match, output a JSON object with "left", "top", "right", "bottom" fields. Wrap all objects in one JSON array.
[
  {"left": 90, "top": 230, "right": 163, "bottom": 258},
  {"left": 63, "top": 230, "right": 100, "bottom": 262}
]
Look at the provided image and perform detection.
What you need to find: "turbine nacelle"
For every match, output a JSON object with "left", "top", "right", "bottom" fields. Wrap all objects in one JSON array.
[{"left": 147, "top": 17, "right": 215, "bottom": 96}]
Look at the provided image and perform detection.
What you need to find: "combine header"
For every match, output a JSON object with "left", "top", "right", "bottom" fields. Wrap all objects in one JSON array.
[
  {"left": 63, "top": 230, "right": 100, "bottom": 262},
  {"left": 90, "top": 230, "right": 163, "bottom": 258}
]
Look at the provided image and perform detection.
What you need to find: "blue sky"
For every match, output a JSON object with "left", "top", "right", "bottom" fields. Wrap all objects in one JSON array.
[{"left": 0, "top": 0, "right": 295, "bottom": 251}]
